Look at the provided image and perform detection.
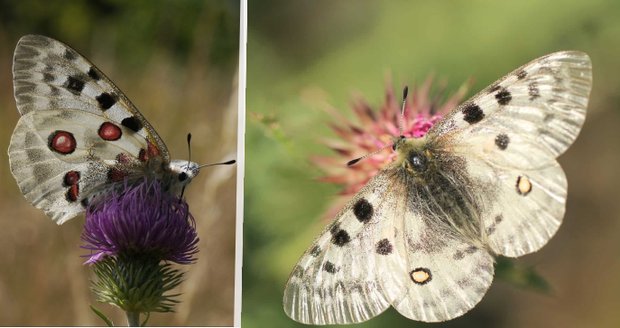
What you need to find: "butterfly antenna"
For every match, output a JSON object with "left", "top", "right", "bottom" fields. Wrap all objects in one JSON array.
[
  {"left": 347, "top": 145, "right": 392, "bottom": 166},
  {"left": 347, "top": 86, "right": 409, "bottom": 167},
  {"left": 198, "top": 159, "right": 236, "bottom": 168},
  {"left": 186, "top": 133, "right": 192, "bottom": 167},
  {"left": 398, "top": 86, "right": 408, "bottom": 137}
]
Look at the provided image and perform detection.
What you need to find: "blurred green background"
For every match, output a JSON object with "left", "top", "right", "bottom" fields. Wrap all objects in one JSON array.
[
  {"left": 245, "top": 1, "right": 620, "bottom": 327},
  {"left": 0, "top": 0, "right": 239, "bottom": 325}
]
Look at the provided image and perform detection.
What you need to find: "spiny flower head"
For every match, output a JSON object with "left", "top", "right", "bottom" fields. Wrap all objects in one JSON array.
[
  {"left": 312, "top": 78, "right": 468, "bottom": 218},
  {"left": 81, "top": 179, "right": 199, "bottom": 265}
]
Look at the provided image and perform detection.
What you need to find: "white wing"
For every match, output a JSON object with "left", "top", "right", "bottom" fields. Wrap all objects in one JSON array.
[
  {"left": 9, "top": 109, "right": 157, "bottom": 224},
  {"left": 429, "top": 51, "right": 591, "bottom": 257},
  {"left": 12, "top": 34, "right": 169, "bottom": 158},
  {"left": 283, "top": 170, "right": 397, "bottom": 324},
  {"left": 284, "top": 168, "right": 495, "bottom": 324},
  {"left": 432, "top": 51, "right": 591, "bottom": 161}
]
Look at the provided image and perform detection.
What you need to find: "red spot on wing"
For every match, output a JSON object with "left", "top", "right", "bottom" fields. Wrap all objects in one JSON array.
[
  {"left": 49, "top": 131, "right": 76, "bottom": 154},
  {"left": 147, "top": 141, "right": 160, "bottom": 158},
  {"left": 138, "top": 141, "right": 162, "bottom": 162},
  {"left": 66, "top": 184, "right": 79, "bottom": 202},
  {"left": 63, "top": 171, "right": 80, "bottom": 186},
  {"left": 98, "top": 122, "right": 122, "bottom": 141}
]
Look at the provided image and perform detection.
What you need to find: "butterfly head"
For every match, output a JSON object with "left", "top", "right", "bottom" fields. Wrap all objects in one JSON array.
[
  {"left": 393, "top": 136, "right": 432, "bottom": 175},
  {"left": 169, "top": 159, "right": 201, "bottom": 188}
]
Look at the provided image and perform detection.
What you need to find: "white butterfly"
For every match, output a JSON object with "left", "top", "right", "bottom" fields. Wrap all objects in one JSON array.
[
  {"left": 283, "top": 51, "right": 592, "bottom": 324},
  {"left": 8, "top": 35, "right": 214, "bottom": 224}
]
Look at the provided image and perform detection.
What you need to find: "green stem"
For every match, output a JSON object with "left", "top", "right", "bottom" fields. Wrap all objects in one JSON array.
[{"left": 126, "top": 311, "right": 140, "bottom": 326}]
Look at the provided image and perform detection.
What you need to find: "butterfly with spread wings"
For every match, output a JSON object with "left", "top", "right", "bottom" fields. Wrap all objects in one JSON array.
[
  {"left": 284, "top": 51, "right": 592, "bottom": 324},
  {"left": 8, "top": 35, "right": 216, "bottom": 224}
]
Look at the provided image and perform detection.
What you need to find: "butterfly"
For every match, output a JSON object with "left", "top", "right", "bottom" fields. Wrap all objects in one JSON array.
[
  {"left": 8, "top": 35, "right": 221, "bottom": 224},
  {"left": 283, "top": 51, "right": 592, "bottom": 324}
]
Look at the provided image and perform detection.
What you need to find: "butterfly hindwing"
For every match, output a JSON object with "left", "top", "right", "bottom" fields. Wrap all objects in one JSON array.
[
  {"left": 390, "top": 195, "right": 494, "bottom": 322},
  {"left": 465, "top": 157, "right": 567, "bottom": 257},
  {"left": 12, "top": 34, "right": 169, "bottom": 159},
  {"left": 8, "top": 108, "right": 162, "bottom": 223}
]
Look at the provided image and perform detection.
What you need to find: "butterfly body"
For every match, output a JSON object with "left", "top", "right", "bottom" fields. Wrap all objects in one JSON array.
[
  {"left": 390, "top": 135, "right": 487, "bottom": 247},
  {"left": 8, "top": 35, "right": 201, "bottom": 224},
  {"left": 284, "top": 51, "right": 592, "bottom": 324}
]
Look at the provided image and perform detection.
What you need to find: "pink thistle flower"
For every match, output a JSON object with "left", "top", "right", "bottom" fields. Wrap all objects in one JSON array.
[{"left": 312, "top": 78, "right": 468, "bottom": 220}]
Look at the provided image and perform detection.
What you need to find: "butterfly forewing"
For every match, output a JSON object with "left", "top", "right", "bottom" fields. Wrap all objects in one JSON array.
[
  {"left": 12, "top": 34, "right": 169, "bottom": 159},
  {"left": 431, "top": 51, "right": 591, "bottom": 161},
  {"left": 284, "top": 170, "right": 403, "bottom": 324}
]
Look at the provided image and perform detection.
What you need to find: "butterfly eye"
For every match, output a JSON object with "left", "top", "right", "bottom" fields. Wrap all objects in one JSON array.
[
  {"left": 178, "top": 172, "right": 188, "bottom": 182},
  {"left": 392, "top": 136, "right": 406, "bottom": 151},
  {"left": 408, "top": 152, "right": 428, "bottom": 172}
]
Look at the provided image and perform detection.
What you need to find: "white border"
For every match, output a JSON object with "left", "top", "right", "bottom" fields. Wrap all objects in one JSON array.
[{"left": 234, "top": 0, "right": 247, "bottom": 326}]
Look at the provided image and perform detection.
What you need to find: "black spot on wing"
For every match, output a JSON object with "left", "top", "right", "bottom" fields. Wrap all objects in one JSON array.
[
  {"left": 64, "top": 76, "right": 84, "bottom": 94},
  {"left": 323, "top": 261, "right": 338, "bottom": 274},
  {"left": 516, "top": 70, "right": 527, "bottom": 79},
  {"left": 495, "top": 88, "right": 512, "bottom": 105},
  {"left": 63, "top": 48, "right": 77, "bottom": 60},
  {"left": 529, "top": 82, "right": 540, "bottom": 101},
  {"left": 462, "top": 103, "right": 484, "bottom": 124},
  {"left": 96, "top": 92, "right": 118, "bottom": 110},
  {"left": 488, "top": 84, "right": 501, "bottom": 93},
  {"left": 310, "top": 245, "right": 321, "bottom": 257},
  {"left": 87, "top": 67, "right": 101, "bottom": 81},
  {"left": 330, "top": 225, "right": 351, "bottom": 247},
  {"left": 353, "top": 198, "right": 373, "bottom": 223},
  {"left": 375, "top": 238, "right": 393, "bottom": 255},
  {"left": 495, "top": 134, "right": 510, "bottom": 150},
  {"left": 121, "top": 116, "right": 143, "bottom": 132}
]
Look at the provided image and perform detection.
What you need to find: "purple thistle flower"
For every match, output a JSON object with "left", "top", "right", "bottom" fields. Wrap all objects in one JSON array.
[{"left": 81, "top": 178, "right": 199, "bottom": 265}]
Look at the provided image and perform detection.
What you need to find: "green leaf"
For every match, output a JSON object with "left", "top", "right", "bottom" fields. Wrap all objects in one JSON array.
[{"left": 90, "top": 304, "right": 114, "bottom": 326}]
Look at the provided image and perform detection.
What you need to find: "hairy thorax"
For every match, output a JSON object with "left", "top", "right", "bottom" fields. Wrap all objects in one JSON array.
[{"left": 392, "top": 136, "right": 489, "bottom": 247}]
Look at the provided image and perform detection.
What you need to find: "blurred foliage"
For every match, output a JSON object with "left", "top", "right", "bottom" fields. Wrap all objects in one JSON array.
[
  {"left": 0, "top": 0, "right": 238, "bottom": 326},
  {"left": 0, "top": 0, "right": 239, "bottom": 69},
  {"left": 245, "top": 1, "right": 620, "bottom": 327}
]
